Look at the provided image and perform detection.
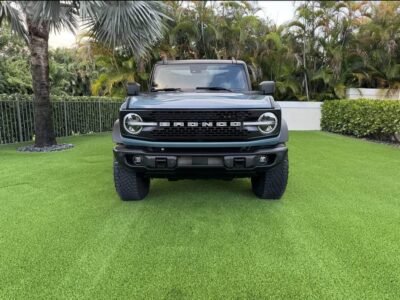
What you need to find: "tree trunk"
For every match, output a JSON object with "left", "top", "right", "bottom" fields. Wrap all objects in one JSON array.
[{"left": 27, "top": 19, "right": 57, "bottom": 147}]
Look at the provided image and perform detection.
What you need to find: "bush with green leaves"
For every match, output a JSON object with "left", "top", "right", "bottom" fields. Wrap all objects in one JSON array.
[{"left": 321, "top": 99, "right": 400, "bottom": 142}]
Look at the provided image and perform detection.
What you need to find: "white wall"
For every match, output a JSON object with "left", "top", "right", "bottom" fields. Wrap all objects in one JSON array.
[
  {"left": 346, "top": 88, "right": 400, "bottom": 100},
  {"left": 278, "top": 101, "right": 322, "bottom": 131}
]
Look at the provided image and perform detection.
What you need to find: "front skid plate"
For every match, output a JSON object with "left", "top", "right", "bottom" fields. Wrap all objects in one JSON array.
[{"left": 113, "top": 145, "right": 287, "bottom": 178}]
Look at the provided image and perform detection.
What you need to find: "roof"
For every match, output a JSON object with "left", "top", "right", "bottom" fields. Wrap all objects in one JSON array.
[{"left": 155, "top": 59, "right": 246, "bottom": 65}]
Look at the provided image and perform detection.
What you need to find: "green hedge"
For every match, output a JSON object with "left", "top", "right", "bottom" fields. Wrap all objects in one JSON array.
[
  {"left": 321, "top": 99, "right": 400, "bottom": 141},
  {"left": 0, "top": 93, "right": 122, "bottom": 102}
]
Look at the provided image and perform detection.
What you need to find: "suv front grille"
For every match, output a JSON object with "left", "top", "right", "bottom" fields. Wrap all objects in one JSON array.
[
  {"left": 121, "top": 109, "right": 280, "bottom": 141},
  {"left": 152, "top": 126, "right": 247, "bottom": 140}
]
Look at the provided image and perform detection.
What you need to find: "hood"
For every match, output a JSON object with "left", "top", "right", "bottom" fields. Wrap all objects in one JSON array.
[{"left": 126, "top": 92, "right": 274, "bottom": 109}]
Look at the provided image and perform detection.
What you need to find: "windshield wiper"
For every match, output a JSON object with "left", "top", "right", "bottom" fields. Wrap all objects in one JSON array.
[
  {"left": 196, "top": 86, "right": 233, "bottom": 92},
  {"left": 152, "top": 88, "right": 182, "bottom": 92}
]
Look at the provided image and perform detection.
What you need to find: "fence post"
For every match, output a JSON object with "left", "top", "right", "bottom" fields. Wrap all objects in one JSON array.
[
  {"left": 63, "top": 101, "right": 68, "bottom": 136},
  {"left": 98, "top": 101, "right": 102, "bottom": 132},
  {"left": 16, "top": 99, "right": 23, "bottom": 142}
]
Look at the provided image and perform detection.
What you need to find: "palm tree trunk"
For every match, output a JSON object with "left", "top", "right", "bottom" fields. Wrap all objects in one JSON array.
[{"left": 27, "top": 19, "right": 57, "bottom": 147}]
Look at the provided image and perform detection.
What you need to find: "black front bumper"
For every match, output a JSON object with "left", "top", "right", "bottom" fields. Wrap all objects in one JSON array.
[{"left": 113, "top": 144, "right": 287, "bottom": 179}]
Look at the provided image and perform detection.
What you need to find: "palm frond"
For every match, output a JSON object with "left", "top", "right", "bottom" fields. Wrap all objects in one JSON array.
[
  {"left": 263, "top": 32, "right": 283, "bottom": 50},
  {"left": 30, "top": 1, "right": 79, "bottom": 34},
  {"left": 0, "top": 1, "right": 27, "bottom": 42},
  {"left": 81, "top": 1, "right": 168, "bottom": 57}
]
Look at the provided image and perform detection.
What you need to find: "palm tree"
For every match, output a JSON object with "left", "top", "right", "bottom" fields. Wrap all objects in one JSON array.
[{"left": 0, "top": 1, "right": 166, "bottom": 147}]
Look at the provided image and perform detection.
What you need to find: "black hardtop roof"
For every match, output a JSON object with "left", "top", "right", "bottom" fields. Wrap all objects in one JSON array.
[{"left": 155, "top": 59, "right": 246, "bottom": 65}]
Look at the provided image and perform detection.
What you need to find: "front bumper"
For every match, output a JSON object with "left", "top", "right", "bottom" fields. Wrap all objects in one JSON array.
[{"left": 113, "top": 144, "right": 288, "bottom": 179}]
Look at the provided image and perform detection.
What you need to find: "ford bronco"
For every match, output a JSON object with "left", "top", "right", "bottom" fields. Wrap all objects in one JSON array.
[{"left": 112, "top": 60, "right": 289, "bottom": 200}]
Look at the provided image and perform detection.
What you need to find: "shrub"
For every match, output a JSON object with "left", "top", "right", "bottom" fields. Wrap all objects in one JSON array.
[{"left": 321, "top": 99, "right": 400, "bottom": 142}]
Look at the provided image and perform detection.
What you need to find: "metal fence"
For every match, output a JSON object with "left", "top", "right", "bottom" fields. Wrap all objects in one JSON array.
[{"left": 0, "top": 100, "right": 122, "bottom": 144}]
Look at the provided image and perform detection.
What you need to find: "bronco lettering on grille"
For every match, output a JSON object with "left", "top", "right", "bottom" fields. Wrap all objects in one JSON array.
[{"left": 158, "top": 122, "right": 242, "bottom": 127}]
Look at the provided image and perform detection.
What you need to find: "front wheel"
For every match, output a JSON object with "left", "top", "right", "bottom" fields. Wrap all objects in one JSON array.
[
  {"left": 113, "top": 160, "right": 150, "bottom": 201},
  {"left": 251, "top": 154, "right": 289, "bottom": 200}
]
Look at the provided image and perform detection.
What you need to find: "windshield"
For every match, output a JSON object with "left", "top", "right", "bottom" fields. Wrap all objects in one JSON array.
[{"left": 151, "top": 63, "right": 249, "bottom": 91}]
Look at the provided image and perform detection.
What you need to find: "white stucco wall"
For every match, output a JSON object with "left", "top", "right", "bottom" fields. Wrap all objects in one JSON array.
[
  {"left": 278, "top": 101, "right": 322, "bottom": 131},
  {"left": 346, "top": 88, "right": 400, "bottom": 100}
]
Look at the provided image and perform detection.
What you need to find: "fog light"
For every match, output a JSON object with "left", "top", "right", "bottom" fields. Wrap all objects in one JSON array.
[
  {"left": 134, "top": 156, "right": 142, "bottom": 164},
  {"left": 259, "top": 156, "right": 267, "bottom": 164}
]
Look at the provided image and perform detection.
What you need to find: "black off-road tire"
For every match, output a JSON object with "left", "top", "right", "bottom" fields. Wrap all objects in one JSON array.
[
  {"left": 113, "top": 160, "right": 150, "bottom": 201},
  {"left": 251, "top": 154, "right": 289, "bottom": 200}
]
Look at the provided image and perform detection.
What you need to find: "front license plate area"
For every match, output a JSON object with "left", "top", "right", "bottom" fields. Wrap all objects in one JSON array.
[{"left": 178, "top": 157, "right": 223, "bottom": 167}]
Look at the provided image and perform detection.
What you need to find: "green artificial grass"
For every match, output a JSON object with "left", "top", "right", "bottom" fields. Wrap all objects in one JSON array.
[{"left": 0, "top": 132, "right": 399, "bottom": 299}]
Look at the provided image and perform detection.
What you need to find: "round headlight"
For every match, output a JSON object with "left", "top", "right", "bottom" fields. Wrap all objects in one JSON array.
[
  {"left": 257, "top": 112, "right": 278, "bottom": 134},
  {"left": 123, "top": 113, "right": 143, "bottom": 135}
]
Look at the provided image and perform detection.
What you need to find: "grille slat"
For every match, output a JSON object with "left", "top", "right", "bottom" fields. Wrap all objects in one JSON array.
[
  {"left": 152, "top": 127, "right": 247, "bottom": 138},
  {"left": 148, "top": 110, "right": 253, "bottom": 121}
]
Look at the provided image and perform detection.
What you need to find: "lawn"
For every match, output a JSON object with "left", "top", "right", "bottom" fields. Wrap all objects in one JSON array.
[{"left": 0, "top": 132, "right": 399, "bottom": 299}]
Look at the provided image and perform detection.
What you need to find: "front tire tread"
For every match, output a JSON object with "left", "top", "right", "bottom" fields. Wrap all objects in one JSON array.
[
  {"left": 113, "top": 160, "right": 150, "bottom": 201},
  {"left": 251, "top": 154, "right": 289, "bottom": 200}
]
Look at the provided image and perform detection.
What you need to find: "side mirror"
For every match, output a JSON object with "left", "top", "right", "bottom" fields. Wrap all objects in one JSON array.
[
  {"left": 259, "top": 81, "right": 275, "bottom": 95},
  {"left": 127, "top": 82, "right": 141, "bottom": 96}
]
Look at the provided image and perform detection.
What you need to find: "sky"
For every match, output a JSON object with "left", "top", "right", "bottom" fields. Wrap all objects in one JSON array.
[
  {"left": 48, "top": 1, "right": 296, "bottom": 49},
  {"left": 257, "top": 1, "right": 296, "bottom": 25}
]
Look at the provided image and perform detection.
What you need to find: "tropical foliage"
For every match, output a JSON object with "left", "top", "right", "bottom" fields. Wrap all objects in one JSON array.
[
  {"left": 1, "top": 0, "right": 400, "bottom": 102},
  {"left": 149, "top": 0, "right": 400, "bottom": 101},
  {"left": 0, "top": 25, "right": 32, "bottom": 94},
  {"left": 49, "top": 48, "right": 92, "bottom": 96},
  {"left": 0, "top": 0, "right": 167, "bottom": 147},
  {"left": 0, "top": 26, "right": 91, "bottom": 96}
]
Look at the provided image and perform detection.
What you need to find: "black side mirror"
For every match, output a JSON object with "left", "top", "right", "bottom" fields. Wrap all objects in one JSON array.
[
  {"left": 259, "top": 81, "right": 275, "bottom": 95},
  {"left": 127, "top": 82, "right": 141, "bottom": 96}
]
